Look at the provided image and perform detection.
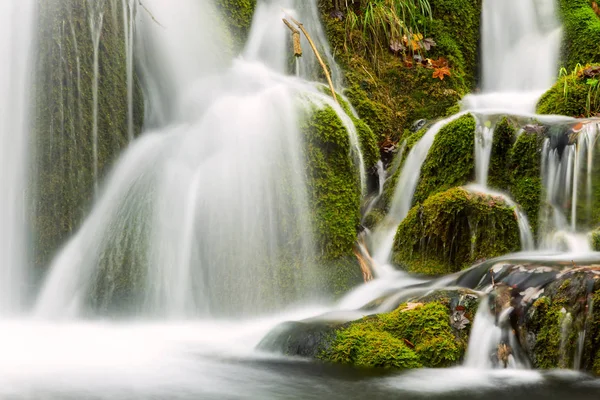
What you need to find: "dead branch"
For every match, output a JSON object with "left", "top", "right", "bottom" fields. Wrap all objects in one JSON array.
[{"left": 283, "top": 16, "right": 338, "bottom": 103}]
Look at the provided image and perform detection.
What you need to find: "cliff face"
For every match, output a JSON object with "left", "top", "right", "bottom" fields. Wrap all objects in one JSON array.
[{"left": 31, "top": 0, "right": 144, "bottom": 270}]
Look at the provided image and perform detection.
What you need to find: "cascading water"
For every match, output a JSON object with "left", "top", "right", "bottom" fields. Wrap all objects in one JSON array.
[
  {"left": 34, "top": 0, "right": 366, "bottom": 318},
  {"left": 463, "top": 0, "right": 562, "bottom": 112},
  {"left": 0, "top": 0, "right": 35, "bottom": 315}
]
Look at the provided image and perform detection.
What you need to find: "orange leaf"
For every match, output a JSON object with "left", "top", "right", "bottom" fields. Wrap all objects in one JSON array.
[
  {"left": 433, "top": 66, "right": 451, "bottom": 80},
  {"left": 431, "top": 57, "right": 449, "bottom": 68}
]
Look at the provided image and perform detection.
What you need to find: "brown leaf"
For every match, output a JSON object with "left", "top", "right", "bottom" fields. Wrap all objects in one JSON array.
[
  {"left": 431, "top": 57, "right": 449, "bottom": 68},
  {"left": 432, "top": 66, "right": 451, "bottom": 80}
]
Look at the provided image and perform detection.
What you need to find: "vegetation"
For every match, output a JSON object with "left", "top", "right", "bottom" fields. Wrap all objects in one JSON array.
[
  {"left": 301, "top": 104, "right": 378, "bottom": 292},
  {"left": 215, "top": 0, "right": 257, "bottom": 50},
  {"left": 538, "top": 64, "right": 600, "bottom": 117},
  {"left": 318, "top": 0, "right": 482, "bottom": 144}
]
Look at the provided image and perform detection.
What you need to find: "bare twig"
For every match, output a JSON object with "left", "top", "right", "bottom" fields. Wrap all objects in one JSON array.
[{"left": 283, "top": 16, "right": 338, "bottom": 103}]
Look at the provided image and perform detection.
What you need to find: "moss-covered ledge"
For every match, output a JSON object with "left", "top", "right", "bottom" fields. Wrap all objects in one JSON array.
[
  {"left": 392, "top": 187, "right": 520, "bottom": 275},
  {"left": 317, "top": 0, "right": 482, "bottom": 143},
  {"left": 301, "top": 104, "right": 378, "bottom": 293},
  {"left": 557, "top": 0, "right": 600, "bottom": 70}
]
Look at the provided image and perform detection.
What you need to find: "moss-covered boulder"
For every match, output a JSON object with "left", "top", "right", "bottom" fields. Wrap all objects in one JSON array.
[
  {"left": 392, "top": 187, "right": 521, "bottom": 275},
  {"left": 537, "top": 65, "right": 600, "bottom": 117},
  {"left": 520, "top": 268, "right": 600, "bottom": 373},
  {"left": 488, "top": 117, "right": 518, "bottom": 190},
  {"left": 507, "top": 129, "right": 544, "bottom": 233},
  {"left": 259, "top": 288, "right": 479, "bottom": 369},
  {"left": 558, "top": 0, "right": 600, "bottom": 70},
  {"left": 215, "top": 0, "right": 257, "bottom": 50},
  {"left": 32, "top": 0, "right": 144, "bottom": 270}
]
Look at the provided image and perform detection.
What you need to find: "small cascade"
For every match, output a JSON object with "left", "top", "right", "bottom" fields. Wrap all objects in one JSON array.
[
  {"left": 245, "top": 0, "right": 342, "bottom": 87},
  {"left": 0, "top": 0, "right": 35, "bottom": 315},
  {"left": 465, "top": 297, "right": 528, "bottom": 369},
  {"left": 463, "top": 0, "right": 562, "bottom": 112},
  {"left": 474, "top": 117, "right": 496, "bottom": 187},
  {"left": 362, "top": 160, "right": 386, "bottom": 221},
  {"left": 539, "top": 121, "right": 600, "bottom": 250},
  {"left": 474, "top": 0, "right": 560, "bottom": 110},
  {"left": 370, "top": 113, "right": 467, "bottom": 269}
]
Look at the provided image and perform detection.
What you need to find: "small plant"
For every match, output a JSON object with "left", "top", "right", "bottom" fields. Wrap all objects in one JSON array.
[
  {"left": 341, "top": 0, "right": 433, "bottom": 69},
  {"left": 558, "top": 64, "right": 600, "bottom": 117}
]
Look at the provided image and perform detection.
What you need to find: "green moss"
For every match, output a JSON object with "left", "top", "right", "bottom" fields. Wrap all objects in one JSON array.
[
  {"left": 413, "top": 114, "right": 476, "bottom": 203},
  {"left": 322, "top": 302, "right": 463, "bottom": 368},
  {"left": 393, "top": 187, "right": 520, "bottom": 275},
  {"left": 214, "top": 0, "right": 257, "bottom": 49},
  {"left": 530, "top": 297, "right": 572, "bottom": 369},
  {"left": 427, "top": 0, "right": 482, "bottom": 90},
  {"left": 508, "top": 131, "right": 544, "bottom": 233},
  {"left": 557, "top": 0, "right": 600, "bottom": 70},
  {"left": 526, "top": 276, "right": 599, "bottom": 371},
  {"left": 537, "top": 72, "right": 599, "bottom": 117},
  {"left": 32, "top": 0, "right": 144, "bottom": 270},
  {"left": 302, "top": 105, "right": 367, "bottom": 294}
]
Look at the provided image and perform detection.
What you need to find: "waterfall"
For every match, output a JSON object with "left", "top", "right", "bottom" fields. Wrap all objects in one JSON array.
[
  {"left": 0, "top": 0, "right": 35, "bottom": 315},
  {"left": 35, "top": 0, "right": 366, "bottom": 318},
  {"left": 463, "top": 0, "right": 562, "bottom": 112}
]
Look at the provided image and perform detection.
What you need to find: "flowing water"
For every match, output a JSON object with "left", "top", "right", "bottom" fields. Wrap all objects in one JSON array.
[
  {"left": 2, "top": 0, "right": 600, "bottom": 398},
  {"left": 0, "top": 0, "right": 35, "bottom": 315}
]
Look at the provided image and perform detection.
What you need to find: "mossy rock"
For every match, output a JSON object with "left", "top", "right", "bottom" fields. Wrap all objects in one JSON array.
[
  {"left": 488, "top": 117, "right": 518, "bottom": 190},
  {"left": 521, "top": 271, "right": 600, "bottom": 372},
  {"left": 392, "top": 187, "right": 520, "bottom": 275},
  {"left": 302, "top": 104, "right": 378, "bottom": 293},
  {"left": 32, "top": 0, "right": 144, "bottom": 270},
  {"left": 322, "top": 302, "right": 467, "bottom": 369},
  {"left": 381, "top": 113, "right": 476, "bottom": 212},
  {"left": 508, "top": 130, "right": 544, "bottom": 233},
  {"left": 557, "top": 0, "right": 600, "bottom": 70},
  {"left": 537, "top": 68, "right": 600, "bottom": 117},
  {"left": 413, "top": 114, "right": 476, "bottom": 204},
  {"left": 214, "top": 0, "right": 257, "bottom": 50}
]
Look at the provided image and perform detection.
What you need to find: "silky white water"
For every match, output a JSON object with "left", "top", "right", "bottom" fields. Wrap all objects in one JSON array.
[
  {"left": 463, "top": 0, "right": 562, "bottom": 112},
  {"left": 35, "top": 0, "right": 366, "bottom": 318},
  {"left": 0, "top": 0, "right": 35, "bottom": 315}
]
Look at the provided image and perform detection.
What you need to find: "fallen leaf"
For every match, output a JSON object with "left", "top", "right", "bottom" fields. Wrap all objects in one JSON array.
[
  {"left": 432, "top": 66, "right": 451, "bottom": 80},
  {"left": 420, "top": 37, "right": 436, "bottom": 51},
  {"left": 401, "top": 302, "right": 423, "bottom": 312},
  {"left": 389, "top": 39, "right": 405, "bottom": 54},
  {"left": 431, "top": 57, "right": 449, "bottom": 68}
]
